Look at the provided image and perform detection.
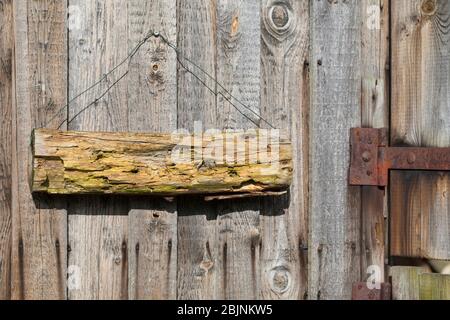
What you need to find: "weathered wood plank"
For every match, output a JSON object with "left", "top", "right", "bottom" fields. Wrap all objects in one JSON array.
[
  {"left": 11, "top": 0, "right": 67, "bottom": 300},
  {"left": 32, "top": 129, "right": 292, "bottom": 196},
  {"left": 309, "top": 0, "right": 362, "bottom": 300},
  {"left": 0, "top": 0, "right": 13, "bottom": 300},
  {"left": 391, "top": 0, "right": 450, "bottom": 260},
  {"left": 176, "top": 0, "right": 219, "bottom": 300},
  {"left": 67, "top": 0, "right": 128, "bottom": 300},
  {"left": 215, "top": 0, "right": 262, "bottom": 300},
  {"left": 360, "top": 0, "right": 390, "bottom": 283},
  {"left": 419, "top": 273, "right": 450, "bottom": 300},
  {"left": 390, "top": 266, "right": 427, "bottom": 300},
  {"left": 260, "top": 0, "right": 309, "bottom": 300},
  {"left": 127, "top": 0, "right": 178, "bottom": 300}
]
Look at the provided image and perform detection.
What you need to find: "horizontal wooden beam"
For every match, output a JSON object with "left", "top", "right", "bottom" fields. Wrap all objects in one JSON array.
[{"left": 32, "top": 129, "right": 293, "bottom": 197}]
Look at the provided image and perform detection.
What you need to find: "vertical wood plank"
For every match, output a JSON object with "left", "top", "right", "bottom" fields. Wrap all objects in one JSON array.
[
  {"left": 67, "top": 0, "right": 129, "bottom": 300},
  {"left": 419, "top": 273, "right": 450, "bottom": 300},
  {"left": 11, "top": 0, "right": 67, "bottom": 300},
  {"left": 260, "top": 0, "right": 309, "bottom": 300},
  {"left": 176, "top": 0, "right": 219, "bottom": 300},
  {"left": 391, "top": 0, "right": 450, "bottom": 260},
  {"left": 360, "top": 0, "right": 390, "bottom": 282},
  {"left": 309, "top": 0, "right": 362, "bottom": 300},
  {"left": 390, "top": 266, "right": 426, "bottom": 300},
  {"left": 0, "top": 0, "right": 13, "bottom": 300},
  {"left": 127, "top": 0, "right": 178, "bottom": 300},
  {"left": 215, "top": 0, "right": 261, "bottom": 300}
]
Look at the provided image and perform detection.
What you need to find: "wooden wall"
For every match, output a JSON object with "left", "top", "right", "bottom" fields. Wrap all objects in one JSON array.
[{"left": 0, "top": 0, "right": 448, "bottom": 300}]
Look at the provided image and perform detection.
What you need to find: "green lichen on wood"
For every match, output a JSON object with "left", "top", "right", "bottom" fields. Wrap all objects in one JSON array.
[
  {"left": 419, "top": 273, "right": 450, "bottom": 300},
  {"left": 32, "top": 129, "right": 293, "bottom": 197}
]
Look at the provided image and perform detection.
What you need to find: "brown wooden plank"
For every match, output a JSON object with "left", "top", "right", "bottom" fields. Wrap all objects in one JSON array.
[
  {"left": 390, "top": 266, "right": 427, "bottom": 300},
  {"left": 127, "top": 0, "right": 178, "bottom": 300},
  {"left": 214, "top": 0, "right": 261, "bottom": 300},
  {"left": 176, "top": 0, "right": 219, "bottom": 300},
  {"left": 260, "top": 0, "right": 309, "bottom": 300},
  {"left": 11, "top": 0, "right": 67, "bottom": 300},
  {"left": 67, "top": 0, "right": 129, "bottom": 300},
  {"left": 360, "top": 0, "right": 390, "bottom": 283},
  {"left": 309, "top": 0, "right": 362, "bottom": 300},
  {"left": 0, "top": 0, "right": 13, "bottom": 300},
  {"left": 391, "top": 0, "right": 450, "bottom": 260}
]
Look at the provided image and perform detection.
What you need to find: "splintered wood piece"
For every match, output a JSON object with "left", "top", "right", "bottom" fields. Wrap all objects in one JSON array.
[{"left": 32, "top": 129, "right": 293, "bottom": 196}]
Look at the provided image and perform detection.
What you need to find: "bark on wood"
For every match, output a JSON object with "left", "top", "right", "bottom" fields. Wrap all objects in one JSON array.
[
  {"left": 391, "top": 0, "right": 450, "bottom": 260},
  {"left": 309, "top": 0, "right": 362, "bottom": 300},
  {"left": 260, "top": 0, "right": 309, "bottom": 300},
  {"left": 127, "top": 0, "right": 178, "bottom": 300},
  {"left": 32, "top": 129, "right": 292, "bottom": 196},
  {"left": 0, "top": 0, "right": 13, "bottom": 300},
  {"left": 11, "top": 0, "right": 67, "bottom": 300},
  {"left": 67, "top": 0, "right": 129, "bottom": 300}
]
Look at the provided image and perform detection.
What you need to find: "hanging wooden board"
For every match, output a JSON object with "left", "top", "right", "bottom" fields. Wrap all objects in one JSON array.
[{"left": 31, "top": 129, "right": 293, "bottom": 197}]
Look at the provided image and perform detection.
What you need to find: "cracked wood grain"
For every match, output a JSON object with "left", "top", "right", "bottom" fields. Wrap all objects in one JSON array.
[
  {"left": 11, "top": 0, "right": 68, "bottom": 300},
  {"left": 0, "top": 0, "right": 13, "bottom": 300},
  {"left": 32, "top": 129, "right": 292, "bottom": 196},
  {"left": 309, "top": 0, "right": 362, "bottom": 300}
]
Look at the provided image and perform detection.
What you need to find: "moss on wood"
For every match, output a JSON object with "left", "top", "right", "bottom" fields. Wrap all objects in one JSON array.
[{"left": 32, "top": 129, "right": 293, "bottom": 197}]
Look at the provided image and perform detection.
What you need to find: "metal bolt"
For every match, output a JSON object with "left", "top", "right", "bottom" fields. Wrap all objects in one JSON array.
[
  {"left": 153, "top": 31, "right": 160, "bottom": 37},
  {"left": 407, "top": 152, "right": 416, "bottom": 165},
  {"left": 362, "top": 151, "right": 372, "bottom": 163}
]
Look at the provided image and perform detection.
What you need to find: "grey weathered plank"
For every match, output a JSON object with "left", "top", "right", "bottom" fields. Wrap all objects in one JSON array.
[
  {"left": 11, "top": 0, "right": 67, "bottom": 300},
  {"left": 309, "top": 0, "right": 362, "bottom": 300},
  {"left": 176, "top": 0, "right": 219, "bottom": 300},
  {"left": 360, "top": 0, "right": 390, "bottom": 282},
  {"left": 0, "top": 0, "right": 13, "bottom": 300},
  {"left": 215, "top": 0, "right": 261, "bottom": 300},
  {"left": 127, "top": 0, "right": 178, "bottom": 300},
  {"left": 260, "top": 0, "right": 309, "bottom": 300},
  {"left": 390, "top": 266, "right": 427, "bottom": 300},
  {"left": 391, "top": 0, "right": 450, "bottom": 260},
  {"left": 67, "top": 0, "right": 129, "bottom": 300}
]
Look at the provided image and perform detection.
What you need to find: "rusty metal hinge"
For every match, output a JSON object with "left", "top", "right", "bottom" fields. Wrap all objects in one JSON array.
[
  {"left": 352, "top": 282, "right": 392, "bottom": 300},
  {"left": 349, "top": 128, "right": 450, "bottom": 187}
]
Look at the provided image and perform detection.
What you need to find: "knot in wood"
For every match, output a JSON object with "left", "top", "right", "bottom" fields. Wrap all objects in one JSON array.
[
  {"left": 199, "top": 260, "right": 214, "bottom": 276},
  {"left": 421, "top": 0, "right": 437, "bottom": 16},
  {"left": 231, "top": 14, "right": 239, "bottom": 36},
  {"left": 264, "top": 2, "right": 295, "bottom": 40},
  {"left": 271, "top": 5, "right": 289, "bottom": 28},
  {"left": 270, "top": 267, "right": 290, "bottom": 294}
]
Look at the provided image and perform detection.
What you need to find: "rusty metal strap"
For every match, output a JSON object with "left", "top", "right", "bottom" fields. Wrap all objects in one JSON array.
[
  {"left": 352, "top": 282, "right": 392, "bottom": 300},
  {"left": 349, "top": 128, "right": 450, "bottom": 186}
]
